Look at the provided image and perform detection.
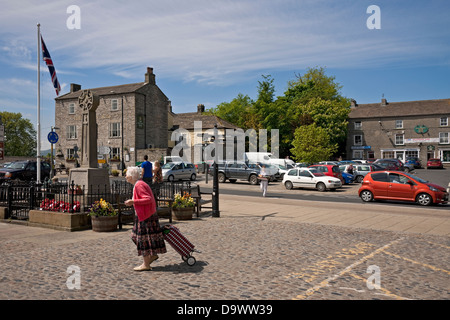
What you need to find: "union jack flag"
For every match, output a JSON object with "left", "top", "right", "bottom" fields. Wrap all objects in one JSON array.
[{"left": 41, "top": 35, "right": 61, "bottom": 96}]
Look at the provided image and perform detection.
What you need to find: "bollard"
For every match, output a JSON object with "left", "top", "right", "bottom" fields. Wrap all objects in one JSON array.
[{"left": 447, "top": 182, "right": 450, "bottom": 194}]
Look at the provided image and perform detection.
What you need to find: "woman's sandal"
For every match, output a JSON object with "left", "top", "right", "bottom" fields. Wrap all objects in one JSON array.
[{"left": 133, "top": 265, "right": 152, "bottom": 271}]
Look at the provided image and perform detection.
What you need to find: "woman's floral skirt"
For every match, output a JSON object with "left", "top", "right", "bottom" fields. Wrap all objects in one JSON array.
[{"left": 131, "top": 213, "right": 167, "bottom": 257}]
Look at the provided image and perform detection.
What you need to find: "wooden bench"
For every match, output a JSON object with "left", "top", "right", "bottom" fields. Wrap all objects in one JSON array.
[{"left": 183, "top": 185, "right": 213, "bottom": 217}]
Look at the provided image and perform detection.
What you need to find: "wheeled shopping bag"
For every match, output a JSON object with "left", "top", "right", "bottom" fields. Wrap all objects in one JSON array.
[{"left": 162, "top": 225, "right": 197, "bottom": 266}]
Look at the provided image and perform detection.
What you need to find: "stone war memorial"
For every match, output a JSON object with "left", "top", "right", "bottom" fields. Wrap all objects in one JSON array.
[{"left": 68, "top": 89, "right": 110, "bottom": 194}]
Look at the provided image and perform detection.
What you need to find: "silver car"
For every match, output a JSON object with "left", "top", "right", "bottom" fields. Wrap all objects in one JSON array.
[
  {"left": 339, "top": 164, "right": 382, "bottom": 183},
  {"left": 162, "top": 162, "right": 197, "bottom": 181}
]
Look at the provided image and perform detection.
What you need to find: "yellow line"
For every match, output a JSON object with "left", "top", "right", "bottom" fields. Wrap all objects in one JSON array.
[
  {"left": 384, "top": 251, "right": 450, "bottom": 275},
  {"left": 293, "top": 238, "right": 404, "bottom": 300},
  {"left": 347, "top": 272, "right": 410, "bottom": 300},
  {"left": 427, "top": 241, "right": 450, "bottom": 250}
]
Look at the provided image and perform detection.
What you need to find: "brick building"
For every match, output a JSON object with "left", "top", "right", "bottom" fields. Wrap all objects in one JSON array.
[
  {"left": 347, "top": 98, "right": 450, "bottom": 165},
  {"left": 54, "top": 67, "right": 170, "bottom": 169}
]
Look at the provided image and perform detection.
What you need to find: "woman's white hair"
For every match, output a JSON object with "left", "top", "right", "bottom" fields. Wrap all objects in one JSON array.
[{"left": 126, "top": 166, "right": 141, "bottom": 180}]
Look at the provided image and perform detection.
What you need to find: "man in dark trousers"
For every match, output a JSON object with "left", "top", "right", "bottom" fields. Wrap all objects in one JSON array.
[{"left": 141, "top": 155, "right": 153, "bottom": 185}]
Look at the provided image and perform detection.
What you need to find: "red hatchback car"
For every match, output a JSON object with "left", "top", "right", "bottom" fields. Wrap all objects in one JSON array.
[
  {"left": 359, "top": 171, "right": 448, "bottom": 206},
  {"left": 309, "top": 164, "right": 344, "bottom": 184},
  {"left": 427, "top": 158, "right": 444, "bottom": 169}
]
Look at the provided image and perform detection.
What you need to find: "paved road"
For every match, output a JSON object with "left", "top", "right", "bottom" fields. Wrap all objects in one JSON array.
[
  {"left": 1, "top": 168, "right": 448, "bottom": 305},
  {"left": 1, "top": 194, "right": 449, "bottom": 302}
]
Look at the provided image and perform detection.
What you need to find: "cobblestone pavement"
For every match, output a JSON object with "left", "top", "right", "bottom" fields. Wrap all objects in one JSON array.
[{"left": 1, "top": 210, "right": 449, "bottom": 300}]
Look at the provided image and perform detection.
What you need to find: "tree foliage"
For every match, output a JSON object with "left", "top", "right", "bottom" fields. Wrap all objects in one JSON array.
[
  {"left": 207, "top": 67, "right": 351, "bottom": 161},
  {"left": 290, "top": 123, "right": 337, "bottom": 163},
  {"left": 0, "top": 111, "right": 36, "bottom": 156}
]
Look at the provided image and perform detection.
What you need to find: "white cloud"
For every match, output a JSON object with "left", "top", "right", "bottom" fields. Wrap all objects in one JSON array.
[{"left": 0, "top": 0, "right": 449, "bottom": 86}]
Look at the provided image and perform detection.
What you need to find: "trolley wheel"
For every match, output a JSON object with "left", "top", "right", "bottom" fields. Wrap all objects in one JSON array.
[{"left": 186, "top": 256, "right": 196, "bottom": 266}]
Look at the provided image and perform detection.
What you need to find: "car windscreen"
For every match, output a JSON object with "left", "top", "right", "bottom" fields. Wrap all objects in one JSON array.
[
  {"left": 9, "top": 162, "right": 27, "bottom": 169},
  {"left": 162, "top": 163, "right": 175, "bottom": 169}
]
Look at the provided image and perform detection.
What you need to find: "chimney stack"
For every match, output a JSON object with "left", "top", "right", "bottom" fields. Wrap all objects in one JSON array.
[
  {"left": 145, "top": 67, "right": 155, "bottom": 84},
  {"left": 350, "top": 99, "right": 357, "bottom": 108},
  {"left": 197, "top": 104, "right": 205, "bottom": 114},
  {"left": 70, "top": 83, "right": 81, "bottom": 93}
]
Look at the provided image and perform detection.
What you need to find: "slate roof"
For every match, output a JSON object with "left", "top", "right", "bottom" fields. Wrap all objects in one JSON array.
[
  {"left": 55, "top": 82, "right": 147, "bottom": 100},
  {"left": 349, "top": 98, "right": 450, "bottom": 119},
  {"left": 173, "top": 112, "right": 241, "bottom": 130}
]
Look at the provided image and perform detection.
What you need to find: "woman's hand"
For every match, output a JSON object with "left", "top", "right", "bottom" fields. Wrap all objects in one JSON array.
[{"left": 124, "top": 199, "right": 134, "bottom": 207}]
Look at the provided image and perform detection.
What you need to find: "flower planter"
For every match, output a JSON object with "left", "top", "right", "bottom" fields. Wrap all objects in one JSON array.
[
  {"left": 91, "top": 215, "right": 118, "bottom": 232},
  {"left": 28, "top": 210, "right": 91, "bottom": 232},
  {"left": 172, "top": 207, "right": 194, "bottom": 221}
]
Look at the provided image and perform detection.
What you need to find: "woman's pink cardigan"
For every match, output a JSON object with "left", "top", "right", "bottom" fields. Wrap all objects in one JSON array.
[{"left": 133, "top": 180, "right": 156, "bottom": 221}]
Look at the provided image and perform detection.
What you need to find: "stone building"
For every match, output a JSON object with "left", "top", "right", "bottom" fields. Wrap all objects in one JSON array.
[
  {"left": 347, "top": 98, "right": 450, "bottom": 165},
  {"left": 54, "top": 67, "right": 170, "bottom": 170},
  {"left": 171, "top": 104, "right": 242, "bottom": 163}
]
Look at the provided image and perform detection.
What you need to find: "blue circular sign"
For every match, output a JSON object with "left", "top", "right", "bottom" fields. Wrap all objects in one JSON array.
[{"left": 48, "top": 131, "right": 59, "bottom": 144}]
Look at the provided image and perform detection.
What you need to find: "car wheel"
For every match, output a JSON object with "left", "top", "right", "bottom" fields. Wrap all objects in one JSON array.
[
  {"left": 360, "top": 190, "right": 373, "bottom": 202},
  {"left": 168, "top": 175, "right": 174, "bottom": 182},
  {"left": 404, "top": 167, "right": 410, "bottom": 173},
  {"left": 356, "top": 175, "right": 364, "bottom": 183},
  {"left": 249, "top": 174, "right": 258, "bottom": 185},
  {"left": 284, "top": 181, "right": 293, "bottom": 190},
  {"left": 416, "top": 193, "right": 432, "bottom": 206},
  {"left": 316, "top": 182, "right": 326, "bottom": 192},
  {"left": 218, "top": 172, "right": 226, "bottom": 183},
  {"left": 190, "top": 173, "right": 196, "bottom": 181}
]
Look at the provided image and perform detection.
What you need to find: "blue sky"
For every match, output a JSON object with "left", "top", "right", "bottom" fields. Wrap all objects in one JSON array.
[{"left": 0, "top": 0, "right": 449, "bottom": 150}]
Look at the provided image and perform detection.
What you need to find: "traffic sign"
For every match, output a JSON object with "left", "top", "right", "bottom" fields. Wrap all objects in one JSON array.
[{"left": 48, "top": 131, "right": 59, "bottom": 144}]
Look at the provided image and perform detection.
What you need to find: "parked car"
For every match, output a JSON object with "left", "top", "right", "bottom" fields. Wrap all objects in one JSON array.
[
  {"left": 427, "top": 158, "right": 443, "bottom": 169},
  {"left": 0, "top": 160, "right": 51, "bottom": 182},
  {"left": 406, "top": 157, "right": 422, "bottom": 169},
  {"left": 210, "top": 161, "right": 263, "bottom": 185},
  {"left": 374, "top": 159, "right": 405, "bottom": 171},
  {"left": 270, "top": 163, "right": 294, "bottom": 180},
  {"left": 308, "top": 164, "right": 344, "bottom": 184},
  {"left": 283, "top": 168, "right": 342, "bottom": 192},
  {"left": 338, "top": 160, "right": 358, "bottom": 165},
  {"left": 161, "top": 162, "right": 196, "bottom": 181},
  {"left": 247, "top": 163, "right": 280, "bottom": 181},
  {"left": 358, "top": 171, "right": 448, "bottom": 206},
  {"left": 339, "top": 164, "right": 383, "bottom": 183},
  {"left": 341, "top": 171, "right": 354, "bottom": 184},
  {"left": 318, "top": 161, "right": 340, "bottom": 165}
]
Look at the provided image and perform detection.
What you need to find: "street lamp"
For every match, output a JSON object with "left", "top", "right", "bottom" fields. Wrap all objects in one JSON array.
[{"left": 212, "top": 124, "right": 220, "bottom": 217}]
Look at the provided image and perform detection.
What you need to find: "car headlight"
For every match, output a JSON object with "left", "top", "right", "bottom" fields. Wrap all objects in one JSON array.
[
  {"left": 429, "top": 186, "right": 439, "bottom": 192},
  {"left": 5, "top": 172, "right": 11, "bottom": 178}
]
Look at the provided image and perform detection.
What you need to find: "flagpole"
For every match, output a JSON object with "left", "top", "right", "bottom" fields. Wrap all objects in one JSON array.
[{"left": 37, "top": 23, "right": 41, "bottom": 183}]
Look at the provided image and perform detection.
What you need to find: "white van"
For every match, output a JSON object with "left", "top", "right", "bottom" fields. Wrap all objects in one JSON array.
[{"left": 245, "top": 152, "right": 294, "bottom": 166}]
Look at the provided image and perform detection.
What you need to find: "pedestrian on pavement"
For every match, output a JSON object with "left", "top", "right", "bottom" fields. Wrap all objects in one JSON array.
[
  {"left": 152, "top": 161, "right": 163, "bottom": 199},
  {"left": 141, "top": 155, "right": 153, "bottom": 185},
  {"left": 259, "top": 164, "right": 269, "bottom": 197},
  {"left": 125, "top": 166, "right": 166, "bottom": 271}
]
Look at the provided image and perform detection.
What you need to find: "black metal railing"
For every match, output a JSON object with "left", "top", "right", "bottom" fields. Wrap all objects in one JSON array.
[{"left": 0, "top": 180, "right": 191, "bottom": 220}]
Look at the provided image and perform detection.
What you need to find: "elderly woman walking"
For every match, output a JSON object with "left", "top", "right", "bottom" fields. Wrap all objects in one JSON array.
[{"left": 125, "top": 166, "right": 166, "bottom": 271}]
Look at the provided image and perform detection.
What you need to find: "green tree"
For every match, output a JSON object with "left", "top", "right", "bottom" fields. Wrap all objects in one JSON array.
[
  {"left": 290, "top": 123, "right": 337, "bottom": 163},
  {"left": 0, "top": 111, "right": 36, "bottom": 156},
  {"left": 206, "top": 93, "right": 254, "bottom": 130}
]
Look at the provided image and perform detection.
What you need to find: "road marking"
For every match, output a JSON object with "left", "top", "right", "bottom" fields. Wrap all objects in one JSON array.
[
  {"left": 293, "top": 237, "right": 404, "bottom": 300},
  {"left": 347, "top": 271, "right": 412, "bottom": 300},
  {"left": 384, "top": 251, "right": 450, "bottom": 275},
  {"left": 286, "top": 242, "right": 376, "bottom": 284}
]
